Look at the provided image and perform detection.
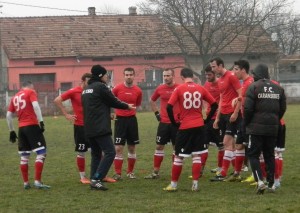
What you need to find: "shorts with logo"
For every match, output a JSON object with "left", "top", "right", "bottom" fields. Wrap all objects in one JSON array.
[
  {"left": 114, "top": 115, "right": 140, "bottom": 146},
  {"left": 175, "top": 126, "right": 206, "bottom": 157},
  {"left": 205, "top": 119, "right": 223, "bottom": 147},
  {"left": 74, "top": 125, "right": 90, "bottom": 152},
  {"left": 156, "top": 122, "right": 178, "bottom": 146},
  {"left": 218, "top": 112, "right": 241, "bottom": 137},
  {"left": 18, "top": 125, "right": 46, "bottom": 153},
  {"left": 236, "top": 119, "right": 249, "bottom": 145}
]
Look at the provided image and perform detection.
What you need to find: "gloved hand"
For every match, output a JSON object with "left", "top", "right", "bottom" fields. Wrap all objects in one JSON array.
[
  {"left": 9, "top": 131, "right": 18, "bottom": 143},
  {"left": 40, "top": 121, "right": 45, "bottom": 133},
  {"left": 154, "top": 111, "right": 161, "bottom": 122}
]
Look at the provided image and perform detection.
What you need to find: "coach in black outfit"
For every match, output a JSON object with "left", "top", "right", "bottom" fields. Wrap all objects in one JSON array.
[
  {"left": 244, "top": 64, "right": 286, "bottom": 194},
  {"left": 82, "top": 64, "right": 135, "bottom": 191}
]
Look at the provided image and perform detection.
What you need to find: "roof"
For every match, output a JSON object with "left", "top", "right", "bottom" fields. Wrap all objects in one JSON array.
[{"left": 0, "top": 15, "right": 278, "bottom": 60}]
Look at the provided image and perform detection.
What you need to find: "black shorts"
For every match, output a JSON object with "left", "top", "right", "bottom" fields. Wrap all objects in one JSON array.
[
  {"left": 18, "top": 125, "right": 46, "bottom": 153},
  {"left": 175, "top": 126, "right": 207, "bottom": 157},
  {"left": 114, "top": 116, "right": 140, "bottom": 146},
  {"left": 219, "top": 113, "right": 241, "bottom": 137},
  {"left": 74, "top": 125, "right": 90, "bottom": 152},
  {"left": 236, "top": 119, "right": 249, "bottom": 145},
  {"left": 276, "top": 124, "right": 286, "bottom": 150},
  {"left": 156, "top": 122, "right": 178, "bottom": 146},
  {"left": 205, "top": 119, "right": 222, "bottom": 147}
]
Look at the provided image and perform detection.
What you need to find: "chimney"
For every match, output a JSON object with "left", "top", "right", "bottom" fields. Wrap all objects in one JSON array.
[
  {"left": 128, "top": 6, "right": 137, "bottom": 15},
  {"left": 88, "top": 7, "right": 96, "bottom": 16}
]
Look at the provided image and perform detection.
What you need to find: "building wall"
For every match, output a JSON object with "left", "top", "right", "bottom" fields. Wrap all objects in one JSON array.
[{"left": 7, "top": 55, "right": 185, "bottom": 90}]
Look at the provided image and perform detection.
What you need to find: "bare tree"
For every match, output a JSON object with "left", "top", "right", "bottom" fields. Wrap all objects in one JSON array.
[{"left": 139, "top": 0, "right": 289, "bottom": 80}]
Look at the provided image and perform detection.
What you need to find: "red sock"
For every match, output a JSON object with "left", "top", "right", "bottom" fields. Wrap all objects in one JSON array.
[
  {"left": 279, "top": 155, "right": 283, "bottom": 178},
  {"left": 20, "top": 164, "right": 29, "bottom": 183},
  {"left": 127, "top": 154, "right": 136, "bottom": 174},
  {"left": 171, "top": 158, "right": 183, "bottom": 182},
  {"left": 192, "top": 156, "right": 202, "bottom": 180},
  {"left": 77, "top": 155, "right": 85, "bottom": 172},
  {"left": 275, "top": 156, "right": 280, "bottom": 179},
  {"left": 153, "top": 150, "right": 164, "bottom": 170},
  {"left": 221, "top": 150, "right": 233, "bottom": 176},
  {"left": 35, "top": 161, "right": 44, "bottom": 182},
  {"left": 200, "top": 150, "right": 208, "bottom": 168},
  {"left": 114, "top": 157, "right": 123, "bottom": 175},
  {"left": 231, "top": 152, "right": 236, "bottom": 168},
  {"left": 235, "top": 149, "right": 245, "bottom": 173},
  {"left": 218, "top": 150, "right": 224, "bottom": 168}
]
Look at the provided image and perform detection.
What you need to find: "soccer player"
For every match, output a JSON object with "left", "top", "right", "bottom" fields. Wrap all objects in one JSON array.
[
  {"left": 6, "top": 81, "right": 50, "bottom": 189},
  {"left": 163, "top": 68, "right": 217, "bottom": 192},
  {"left": 244, "top": 64, "right": 286, "bottom": 194},
  {"left": 54, "top": 73, "right": 115, "bottom": 184},
  {"left": 225, "top": 59, "right": 254, "bottom": 181},
  {"left": 203, "top": 66, "right": 223, "bottom": 174},
  {"left": 144, "top": 68, "right": 180, "bottom": 179},
  {"left": 112, "top": 67, "right": 143, "bottom": 180},
  {"left": 209, "top": 57, "right": 242, "bottom": 181},
  {"left": 82, "top": 64, "right": 135, "bottom": 191}
]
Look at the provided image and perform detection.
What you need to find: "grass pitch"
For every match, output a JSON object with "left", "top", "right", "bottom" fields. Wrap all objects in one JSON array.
[{"left": 0, "top": 105, "right": 300, "bottom": 213}]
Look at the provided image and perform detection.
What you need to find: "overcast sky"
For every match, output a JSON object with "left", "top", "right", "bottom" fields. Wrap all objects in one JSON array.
[
  {"left": 0, "top": 0, "right": 144, "bottom": 17},
  {"left": 0, "top": 0, "right": 299, "bottom": 17}
]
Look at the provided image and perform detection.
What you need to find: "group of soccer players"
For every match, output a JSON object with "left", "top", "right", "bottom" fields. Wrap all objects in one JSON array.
[{"left": 6, "top": 57, "right": 286, "bottom": 194}]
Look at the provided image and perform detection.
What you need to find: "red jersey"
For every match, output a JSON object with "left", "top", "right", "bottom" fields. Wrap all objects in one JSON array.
[
  {"left": 61, "top": 86, "right": 84, "bottom": 126},
  {"left": 168, "top": 82, "right": 216, "bottom": 130},
  {"left": 204, "top": 80, "right": 220, "bottom": 119},
  {"left": 8, "top": 88, "right": 39, "bottom": 127},
  {"left": 151, "top": 83, "right": 180, "bottom": 123},
  {"left": 218, "top": 71, "right": 241, "bottom": 114},
  {"left": 112, "top": 83, "right": 142, "bottom": 116},
  {"left": 241, "top": 76, "right": 254, "bottom": 116}
]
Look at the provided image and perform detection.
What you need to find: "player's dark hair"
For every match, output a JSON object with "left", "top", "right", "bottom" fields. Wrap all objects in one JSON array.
[
  {"left": 81, "top": 73, "right": 92, "bottom": 81},
  {"left": 124, "top": 67, "right": 135, "bottom": 74},
  {"left": 210, "top": 57, "right": 224, "bottom": 67},
  {"left": 22, "top": 81, "right": 33, "bottom": 87},
  {"left": 180, "top": 68, "right": 194, "bottom": 78},
  {"left": 204, "top": 65, "right": 214, "bottom": 73},
  {"left": 234, "top": 60, "right": 250, "bottom": 73}
]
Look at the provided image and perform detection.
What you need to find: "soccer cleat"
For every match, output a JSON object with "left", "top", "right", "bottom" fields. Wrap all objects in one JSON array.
[
  {"left": 80, "top": 177, "right": 91, "bottom": 184},
  {"left": 256, "top": 183, "right": 267, "bottom": 195},
  {"left": 34, "top": 182, "right": 51, "bottom": 189},
  {"left": 241, "top": 175, "right": 255, "bottom": 183},
  {"left": 224, "top": 173, "right": 242, "bottom": 182},
  {"left": 210, "top": 167, "right": 221, "bottom": 173},
  {"left": 250, "top": 182, "right": 258, "bottom": 186},
  {"left": 112, "top": 174, "right": 122, "bottom": 181},
  {"left": 242, "top": 166, "right": 249, "bottom": 172},
  {"left": 144, "top": 173, "right": 160, "bottom": 179},
  {"left": 163, "top": 184, "right": 177, "bottom": 192},
  {"left": 127, "top": 172, "right": 137, "bottom": 179},
  {"left": 90, "top": 180, "right": 108, "bottom": 191},
  {"left": 191, "top": 183, "right": 199, "bottom": 192},
  {"left": 273, "top": 182, "right": 281, "bottom": 189},
  {"left": 24, "top": 183, "right": 31, "bottom": 190},
  {"left": 267, "top": 186, "right": 276, "bottom": 193},
  {"left": 103, "top": 176, "right": 117, "bottom": 183},
  {"left": 210, "top": 173, "right": 226, "bottom": 182}
]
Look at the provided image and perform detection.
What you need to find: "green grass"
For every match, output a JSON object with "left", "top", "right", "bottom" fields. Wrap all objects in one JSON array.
[{"left": 0, "top": 105, "right": 300, "bottom": 213}]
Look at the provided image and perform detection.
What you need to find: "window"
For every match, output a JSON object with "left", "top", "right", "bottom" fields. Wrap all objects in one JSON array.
[
  {"left": 107, "top": 70, "right": 114, "bottom": 88},
  {"left": 34, "top": 61, "right": 56, "bottom": 66},
  {"left": 92, "top": 57, "right": 113, "bottom": 61},
  {"left": 291, "top": 65, "right": 296, "bottom": 73},
  {"left": 60, "top": 82, "right": 72, "bottom": 91},
  {"left": 145, "top": 69, "right": 163, "bottom": 86},
  {"left": 247, "top": 55, "right": 261, "bottom": 60},
  {"left": 20, "top": 73, "right": 55, "bottom": 91},
  {"left": 144, "top": 55, "right": 165, "bottom": 60}
]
